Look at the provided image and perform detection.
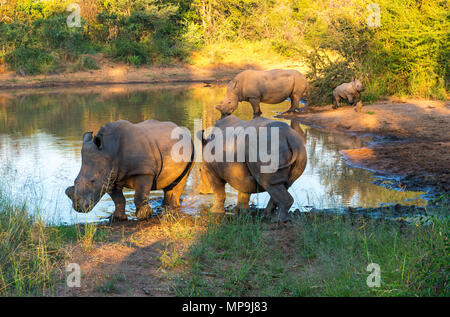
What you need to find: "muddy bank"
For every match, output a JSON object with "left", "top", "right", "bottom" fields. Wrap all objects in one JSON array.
[
  {"left": 286, "top": 98, "right": 450, "bottom": 195},
  {"left": 0, "top": 55, "right": 302, "bottom": 90},
  {"left": 0, "top": 64, "right": 235, "bottom": 90}
]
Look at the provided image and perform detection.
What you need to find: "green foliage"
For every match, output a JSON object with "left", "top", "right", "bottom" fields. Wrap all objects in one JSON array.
[
  {"left": 0, "top": 0, "right": 448, "bottom": 100},
  {"left": 0, "top": 0, "right": 188, "bottom": 73},
  {"left": 187, "top": 0, "right": 448, "bottom": 102},
  {"left": 300, "top": 0, "right": 449, "bottom": 104},
  {"left": 107, "top": 37, "right": 150, "bottom": 65},
  {"left": 80, "top": 56, "right": 101, "bottom": 70},
  {"left": 1, "top": 13, "right": 95, "bottom": 74}
]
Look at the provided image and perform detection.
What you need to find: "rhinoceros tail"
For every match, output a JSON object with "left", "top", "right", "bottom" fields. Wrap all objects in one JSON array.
[
  {"left": 276, "top": 130, "right": 305, "bottom": 171},
  {"left": 163, "top": 140, "right": 194, "bottom": 191}
]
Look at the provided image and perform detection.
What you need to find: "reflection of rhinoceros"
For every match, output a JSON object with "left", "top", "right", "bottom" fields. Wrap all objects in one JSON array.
[
  {"left": 216, "top": 69, "right": 308, "bottom": 118},
  {"left": 198, "top": 115, "right": 307, "bottom": 222},
  {"left": 65, "top": 120, "right": 194, "bottom": 221}
]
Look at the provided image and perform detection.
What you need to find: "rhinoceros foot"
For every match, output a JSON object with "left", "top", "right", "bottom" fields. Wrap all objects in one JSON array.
[
  {"left": 136, "top": 205, "right": 153, "bottom": 221},
  {"left": 109, "top": 213, "right": 128, "bottom": 223},
  {"left": 211, "top": 204, "right": 225, "bottom": 214},
  {"left": 275, "top": 213, "right": 292, "bottom": 223}
]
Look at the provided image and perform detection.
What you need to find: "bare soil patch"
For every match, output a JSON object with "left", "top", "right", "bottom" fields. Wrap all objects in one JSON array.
[{"left": 56, "top": 219, "right": 182, "bottom": 297}]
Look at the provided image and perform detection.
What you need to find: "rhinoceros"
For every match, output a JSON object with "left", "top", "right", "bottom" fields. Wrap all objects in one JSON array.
[
  {"left": 216, "top": 69, "right": 308, "bottom": 118},
  {"left": 332, "top": 79, "right": 365, "bottom": 109},
  {"left": 65, "top": 119, "right": 194, "bottom": 221},
  {"left": 198, "top": 115, "right": 307, "bottom": 222}
]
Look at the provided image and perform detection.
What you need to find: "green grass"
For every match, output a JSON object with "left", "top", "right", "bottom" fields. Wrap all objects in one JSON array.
[
  {"left": 94, "top": 273, "right": 126, "bottom": 294},
  {"left": 174, "top": 203, "right": 449, "bottom": 297},
  {"left": 0, "top": 194, "right": 62, "bottom": 295},
  {"left": 1, "top": 181, "right": 448, "bottom": 297},
  {"left": 0, "top": 190, "right": 110, "bottom": 296}
]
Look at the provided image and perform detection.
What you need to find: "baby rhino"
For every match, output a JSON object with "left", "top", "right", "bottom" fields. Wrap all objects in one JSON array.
[
  {"left": 198, "top": 115, "right": 307, "bottom": 222},
  {"left": 333, "top": 79, "right": 365, "bottom": 109},
  {"left": 65, "top": 119, "right": 194, "bottom": 221}
]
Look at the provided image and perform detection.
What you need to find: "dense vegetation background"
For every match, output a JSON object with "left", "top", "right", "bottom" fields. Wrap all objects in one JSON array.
[{"left": 0, "top": 0, "right": 448, "bottom": 102}]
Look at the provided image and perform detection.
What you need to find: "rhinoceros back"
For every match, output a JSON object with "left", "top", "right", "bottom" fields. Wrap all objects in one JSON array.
[{"left": 111, "top": 120, "right": 193, "bottom": 190}]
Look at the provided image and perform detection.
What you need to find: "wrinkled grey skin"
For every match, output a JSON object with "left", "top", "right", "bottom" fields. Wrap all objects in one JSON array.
[
  {"left": 198, "top": 115, "right": 307, "bottom": 222},
  {"left": 65, "top": 120, "right": 193, "bottom": 222},
  {"left": 333, "top": 79, "right": 365, "bottom": 109},
  {"left": 216, "top": 69, "right": 308, "bottom": 118}
]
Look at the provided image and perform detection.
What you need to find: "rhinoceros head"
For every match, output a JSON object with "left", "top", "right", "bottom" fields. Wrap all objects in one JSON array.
[
  {"left": 216, "top": 80, "right": 239, "bottom": 117},
  {"left": 65, "top": 130, "right": 118, "bottom": 213},
  {"left": 353, "top": 79, "right": 365, "bottom": 92}
]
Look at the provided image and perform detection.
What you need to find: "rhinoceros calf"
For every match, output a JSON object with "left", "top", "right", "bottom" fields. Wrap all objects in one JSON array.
[
  {"left": 332, "top": 79, "right": 365, "bottom": 109},
  {"left": 198, "top": 115, "right": 307, "bottom": 222},
  {"left": 216, "top": 69, "right": 308, "bottom": 118},
  {"left": 65, "top": 120, "right": 194, "bottom": 221}
]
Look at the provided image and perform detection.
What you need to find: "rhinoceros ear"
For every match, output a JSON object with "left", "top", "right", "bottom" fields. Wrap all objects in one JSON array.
[
  {"left": 83, "top": 132, "right": 93, "bottom": 143},
  {"left": 227, "top": 79, "right": 238, "bottom": 90},
  {"left": 93, "top": 134, "right": 103, "bottom": 150},
  {"left": 196, "top": 129, "right": 206, "bottom": 145}
]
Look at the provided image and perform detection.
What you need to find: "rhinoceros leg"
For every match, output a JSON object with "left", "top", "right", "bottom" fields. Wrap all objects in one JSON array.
[
  {"left": 265, "top": 184, "right": 294, "bottom": 222},
  {"left": 347, "top": 94, "right": 354, "bottom": 106},
  {"left": 109, "top": 187, "right": 128, "bottom": 222},
  {"left": 333, "top": 94, "right": 341, "bottom": 109},
  {"left": 286, "top": 94, "right": 301, "bottom": 113},
  {"left": 263, "top": 198, "right": 276, "bottom": 218},
  {"left": 236, "top": 191, "right": 250, "bottom": 210},
  {"left": 249, "top": 98, "right": 262, "bottom": 118},
  {"left": 163, "top": 168, "right": 190, "bottom": 208},
  {"left": 134, "top": 175, "right": 154, "bottom": 220},
  {"left": 209, "top": 177, "right": 226, "bottom": 214}
]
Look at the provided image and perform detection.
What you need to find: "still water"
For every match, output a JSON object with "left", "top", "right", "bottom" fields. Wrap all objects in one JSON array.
[{"left": 0, "top": 83, "right": 426, "bottom": 224}]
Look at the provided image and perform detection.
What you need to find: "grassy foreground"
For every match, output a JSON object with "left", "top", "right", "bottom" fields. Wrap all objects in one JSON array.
[
  {"left": 0, "top": 191, "right": 108, "bottom": 296},
  {"left": 0, "top": 190, "right": 448, "bottom": 296},
  {"left": 173, "top": 206, "right": 448, "bottom": 297}
]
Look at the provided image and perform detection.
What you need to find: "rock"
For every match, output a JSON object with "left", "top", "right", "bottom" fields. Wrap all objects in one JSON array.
[{"left": 142, "top": 287, "right": 151, "bottom": 295}]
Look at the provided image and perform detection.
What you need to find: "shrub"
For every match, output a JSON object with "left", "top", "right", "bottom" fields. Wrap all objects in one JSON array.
[{"left": 107, "top": 37, "right": 150, "bottom": 65}]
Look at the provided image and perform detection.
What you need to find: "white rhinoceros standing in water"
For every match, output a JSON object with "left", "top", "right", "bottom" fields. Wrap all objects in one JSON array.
[
  {"left": 216, "top": 69, "right": 309, "bottom": 118},
  {"left": 197, "top": 115, "right": 307, "bottom": 222},
  {"left": 65, "top": 119, "right": 194, "bottom": 222}
]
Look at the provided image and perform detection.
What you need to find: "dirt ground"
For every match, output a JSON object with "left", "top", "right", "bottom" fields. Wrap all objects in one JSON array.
[
  {"left": 55, "top": 214, "right": 301, "bottom": 297},
  {"left": 0, "top": 54, "right": 304, "bottom": 90},
  {"left": 0, "top": 62, "right": 230, "bottom": 90},
  {"left": 286, "top": 98, "right": 450, "bottom": 194},
  {"left": 57, "top": 219, "right": 184, "bottom": 297}
]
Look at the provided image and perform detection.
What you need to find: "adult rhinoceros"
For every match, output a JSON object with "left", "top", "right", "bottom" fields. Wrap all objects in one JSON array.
[
  {"left": 216, "top": 69, "right": 308, "bottom": 118},
  {"left": 198, "top": 115, "right": 307, "bottom": 222},
  {"left": 65, "top": 119, "right": 194, "bottom": 221}
]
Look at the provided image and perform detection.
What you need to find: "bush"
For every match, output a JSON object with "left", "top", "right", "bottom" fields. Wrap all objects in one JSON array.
[
  {"left": 0, "top": 1, "right": 189, "bottom": 72},
  {"left": 107, "top": 37, "right": 150, "bottom": 66},
  {"left": 301, "top": 1, "right": 448, "bottom": 105},
  {"left": 1, "top": 13, "right": 96, "bottom": 74}
]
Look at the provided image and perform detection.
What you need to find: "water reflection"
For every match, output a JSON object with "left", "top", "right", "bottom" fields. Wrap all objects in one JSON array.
[{"left": 0, "top": 84, "right": 426, "bottom": 224}]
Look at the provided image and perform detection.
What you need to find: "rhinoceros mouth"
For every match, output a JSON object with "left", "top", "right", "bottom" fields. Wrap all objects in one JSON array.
[{"left": 65, "top": 186, "right": 99, "bottom": 213}]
